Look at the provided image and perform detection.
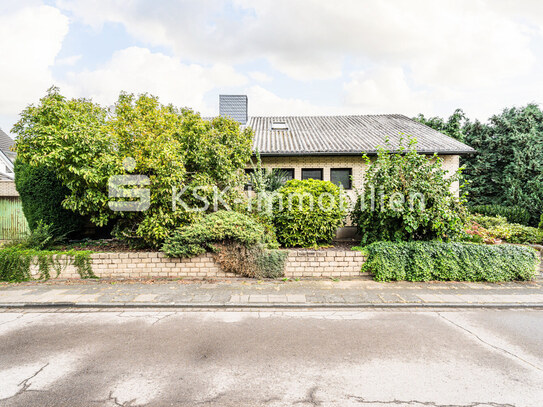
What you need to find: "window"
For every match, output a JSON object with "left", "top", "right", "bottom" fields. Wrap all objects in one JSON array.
[
  {"left": 271, "top": 121, "right": 288, "bottom": 130},
  {"left": 330, "top": 168, "right": 352, "bottom": 189},
  {"left": 274, "top": 168, "right": 294, "bottom": 181},
  {"left": 301, "top": 168, "right": 323, "bottom": 181},
  {"left": 244, "top": 168, "right": 254, "bottom": 190}
]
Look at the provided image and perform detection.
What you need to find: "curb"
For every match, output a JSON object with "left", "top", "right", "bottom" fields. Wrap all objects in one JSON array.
[{"left": 2, "top": 302, "right": 543, "bottom": 309}]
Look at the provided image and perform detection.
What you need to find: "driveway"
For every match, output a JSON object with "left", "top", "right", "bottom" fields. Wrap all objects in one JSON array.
[{"left": 0, "top": 309, "right": 542, "bottom": 406}]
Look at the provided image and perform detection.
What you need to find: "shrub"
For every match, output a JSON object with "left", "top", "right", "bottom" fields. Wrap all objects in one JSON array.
[
  {"left": 539, "top": 214, "right": 543, "bottom": 230},
  {"left": 469, "top": 214, "right": 508, "bottom": 229},
  {"left": 13, "top": 88, "right": 253, "bottom": 247},
  {"left": 6, "top": 221, "right": 66, "bottom": 250},
  {"left": 487, "top": 223, "right": 543, "bottom": 244},
  {"left": 358, "top": 241, "right": 538, "bottom": 282},
  {"left": 14, "top": 161, "right": 85, "bottom": 238},
  {"left": 469, "top": 205, "right": 531, "bottom": 226},
  {"left": 353, "top": 138, "right": 466, "bottom": 244},
  {"left": 161, "top": 210, "right": 271, "bottom": 258},
  {"left": 212, "top": 242, "right": 287, "bottom": 278},
  {"left": 272, "top": 179, "right": 347, "bottom": 248}
]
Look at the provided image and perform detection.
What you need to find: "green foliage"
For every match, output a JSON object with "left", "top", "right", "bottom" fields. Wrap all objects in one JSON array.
[
  {"left": 249, "top": 154, "right": 290, "bottom": 193},
  {"left": 272, "top": 179, "right": 347, "bottom": 247},
  {"left": 14, "top": 161, "right": 85, "bottom": 237},
  {"left": 462, "top": 104, "right": 543, "bottom": 225},
  {"left": 487, "top": 223, "right": 543, "bottom": 245},
  {"left": 469, "top": 214, "right": 508, "bottom": 229},
  {"left": 255, "top": 249, "right": 288, "bottom": 279},
  {"left": 352, "top": 138, "right": 466, "bottom": 245},
  {"left": 6, "top": 221, "right": 67, "bottom": 250},
  {"left": 414, "top": 109, "right": 467, "bottom": 142},
  {"left": 358, "top": 241, "right": 538, "bottom": 282},
  {"left": 13, "top": 87, "right": 253, "bottom": 247},
  {"left": 469, "top": 204, "right": 531, "bottom": 226},
  {"left": 212, "top": 242, "right": 286, "bottom": 278},
  {"left": 0, "top": 248, "right": 95, "bottom": 282},
  {"left": 161, "top": 210, "right": 272, "bottom": 258},
  {"left": 539, "top": 213, "right": 543, "bottom": 230}
]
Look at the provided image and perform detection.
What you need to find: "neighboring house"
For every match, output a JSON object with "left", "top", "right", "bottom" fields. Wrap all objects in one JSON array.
[
  {"left": 218, "top": 95, "right": 475, "bottom": 238},
  {"left": 0, "top": 129, "right": 28, "bottom": 239}
]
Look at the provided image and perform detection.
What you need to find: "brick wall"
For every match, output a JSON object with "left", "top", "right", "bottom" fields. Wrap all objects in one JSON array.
[
  {"left": 35, "top": 249, "right": 366, "bottom": 280},
  {"left": 285, "top": 250, "right": 366, "bottom": 278}
]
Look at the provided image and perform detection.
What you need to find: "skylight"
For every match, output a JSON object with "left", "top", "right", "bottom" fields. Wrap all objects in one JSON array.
[{"left": 271, "top": 121, "right": 288, "bottom": 130}]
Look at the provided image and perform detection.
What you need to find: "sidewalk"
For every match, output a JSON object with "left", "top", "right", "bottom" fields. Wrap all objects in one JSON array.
[{"left": 2, "top": 278, "right": 543, "bottom": 308}]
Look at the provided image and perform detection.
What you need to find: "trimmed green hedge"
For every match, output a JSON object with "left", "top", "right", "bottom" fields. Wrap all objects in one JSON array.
[
  {"left": 357, "top": 241, "right": 538, "bottom": 282},
  {"left": 469, "top": 205, "right": 531, "bottom": 226},
  {"left": 14, "top": 161, "right": 85, "bottom": 238},
  {"left": 272, "top": 179, "right": 346, "bottom": 247}
]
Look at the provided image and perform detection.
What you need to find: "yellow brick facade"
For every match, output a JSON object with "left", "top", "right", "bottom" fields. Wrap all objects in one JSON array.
[{"left": 260, "top": 154, "right": 460, "bottom": 194}]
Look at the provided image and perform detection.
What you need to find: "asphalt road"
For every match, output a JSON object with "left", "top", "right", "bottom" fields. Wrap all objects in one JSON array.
[{"left": 0, "top": 309, "right": 542, "bottom": 407}]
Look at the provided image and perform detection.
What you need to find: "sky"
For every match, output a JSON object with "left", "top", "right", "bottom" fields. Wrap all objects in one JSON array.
[{"left": 1, "top": 0, "right": 543, "bottom": 136}]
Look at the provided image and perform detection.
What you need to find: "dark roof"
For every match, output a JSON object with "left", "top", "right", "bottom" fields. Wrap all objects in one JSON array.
[
  {"left": 0, "top": 128, "right": 14, "bottom": 154},
  {"left": 248, "top": 114, "right": 475, "bottom": 156}
]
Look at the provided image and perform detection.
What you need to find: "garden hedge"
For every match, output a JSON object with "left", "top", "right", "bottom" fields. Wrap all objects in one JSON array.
[
  {"left": 14, "top": 161, "right": 85, "bottom": 238},
  {"left": 358, "top": 241, "right": 538, "bottom": 282},
  {"left": 272, "top": 179, "right": 346, "bottom": 247},
  {"left": 469, "top": 205, "right": 531, "bottom": 226}
]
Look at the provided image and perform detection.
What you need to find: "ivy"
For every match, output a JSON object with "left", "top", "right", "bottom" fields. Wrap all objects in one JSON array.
[
  {"left": 0, "top": 248, "right": 95, "bottom": 282},
  {"left": 357, "top": 241, "right": 538, "bottom": 282}
]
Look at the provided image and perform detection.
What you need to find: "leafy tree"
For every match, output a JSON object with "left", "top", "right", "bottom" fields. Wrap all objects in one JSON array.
[
  {"left": 352, "top": 138, "right": 466, "bottom": 244},
  {"left": 13, "top": 88, "right": 253, "bottom": 247},
  {"left": 414, "top": 109, "right": 467, "bottom": 142},
  {"left": 462, "top": 104, "right": 543, "bottom": 225}
]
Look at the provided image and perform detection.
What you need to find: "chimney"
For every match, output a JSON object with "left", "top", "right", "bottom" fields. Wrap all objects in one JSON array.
[{"left": 219, "top": 95, "right": 248, "bottom": 125}]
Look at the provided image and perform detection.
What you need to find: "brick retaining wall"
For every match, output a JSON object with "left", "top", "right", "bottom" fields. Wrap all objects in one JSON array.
[
  {"left": 285, "top": 250, "right": 366, "bottom": 278},
  {"left": 38, "top": 249, "right": 366, "bottom": 280}
]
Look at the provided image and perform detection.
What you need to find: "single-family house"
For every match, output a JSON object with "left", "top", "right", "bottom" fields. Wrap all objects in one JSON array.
[{"left": 218, "top": 95, "right": 475, "bottom": 238}]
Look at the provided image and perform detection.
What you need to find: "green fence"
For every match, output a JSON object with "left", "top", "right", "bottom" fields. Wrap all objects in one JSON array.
[{"left": 0, "top": 197, "right": 29, "bottom": 240}]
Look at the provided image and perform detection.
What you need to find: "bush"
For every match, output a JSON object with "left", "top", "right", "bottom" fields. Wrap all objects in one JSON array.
[
  {"left": 13, "top": 88, "right": 253, "bottom": 247},
  {"left": 6, "top": 221, "right": 66, "bottom": 250},
  {"left": 14, "top": 161, "right": 84, "bottom": 238},
  {"left": 539, "top": 214, "right": 543, "bottom": 230},
  {"left": 469, "top": 205, "right": 531, "bottom": 226},
  {"left": 353, "top": 138, "right": 466, "bottom": 244},
  {"left": 469, "top": 214, "right": 508, "bottom": 229},
  {"left": 161, "top": 210, "right": 271, "bottom": 258},
  {"left": 487, "top": 223, "right": 543, "bottom": 244},
  {"left": 272, "top": 179, "right": 347, "bottom": 247},
  {"left": 212, "top": 242, "right": 287, "bottom": 278},
  {"left": 358, "top": 241, "right": 538, "bottom": 282},
  {"left": 162, "top": 211, "right": 285, "bottom": 278}
]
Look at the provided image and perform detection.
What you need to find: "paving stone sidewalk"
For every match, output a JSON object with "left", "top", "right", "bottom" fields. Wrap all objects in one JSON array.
[{"left": 1, "top": 278, "right": 543, "bottom": 307}]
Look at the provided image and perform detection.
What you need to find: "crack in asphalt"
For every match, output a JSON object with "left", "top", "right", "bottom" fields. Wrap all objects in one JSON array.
[
  {"left": 0, "top": 362, "right": 51, "bottom": 401},
  {"left": 0, "top": 313, "right": 24, "bottom": 327},
  {"left": 348, "top": 395, "right": 515, "bottom": 406},
  {"left": 92, "top": 391, "right": 139, "bottom": 407},
  {"left": 436, "top": 312, "right": 542, "bottom": 372}
]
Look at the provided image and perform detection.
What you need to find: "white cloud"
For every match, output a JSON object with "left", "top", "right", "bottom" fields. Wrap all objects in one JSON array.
[
  {"left": 248, "top": 71, "right": 272, "bottom": 83},
  {"left": 60, "top": 47, "right": 247, "bottom": 114},
  {"left": 56, "top": 0, "right": 540, "bottom": 84},
  {"left": 343, "top": 67, "right": 432, "bottom": 116},
  {"left": 0, "top": 3, "right": 69, "bottom": 131},
  {"left": 55, "top": 55, "right": 82, "bottom": 66},
  {"left": 246, "top": 86, "right": 349, "bottom": 116}
]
